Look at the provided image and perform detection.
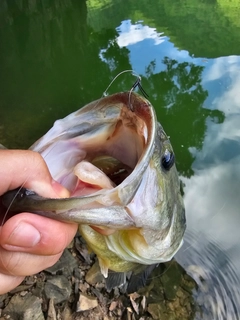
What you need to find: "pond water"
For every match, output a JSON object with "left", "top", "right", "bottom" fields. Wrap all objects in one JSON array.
[{"left": 1, "top": 0, "right": 240, "bottom": 318}]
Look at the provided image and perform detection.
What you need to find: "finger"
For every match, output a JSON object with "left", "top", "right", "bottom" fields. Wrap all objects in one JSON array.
[
  {"left": 0, "top": 213, "right": 78, "bottom": 255},
  {"left": 0, "top": 273, "right": 24, "bottom": 295},
  {"left": 0, "top": 150, "right": 69, "bottom": 198},
  {"left": 0, "top": 248, "right": 62, "bottom": 276}
]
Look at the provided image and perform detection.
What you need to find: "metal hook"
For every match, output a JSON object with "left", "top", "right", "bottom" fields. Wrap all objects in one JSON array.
[{"left": 128, "top": 76, "right": 149, "bottom": 111}]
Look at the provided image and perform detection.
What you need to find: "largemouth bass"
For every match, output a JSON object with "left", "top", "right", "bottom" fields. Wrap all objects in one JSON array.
[{"left": 3, "top": 91, "right": 186, "bottom": 279}]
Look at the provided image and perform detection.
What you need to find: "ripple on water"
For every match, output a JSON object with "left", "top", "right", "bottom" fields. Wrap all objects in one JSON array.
[{"left": 176, "top": 231, "right": 240, "bottom": 320}]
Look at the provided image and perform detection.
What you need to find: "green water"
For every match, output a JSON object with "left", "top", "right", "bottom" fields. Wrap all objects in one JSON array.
[{"left": 1, "top": 0, "right": 240, "bottom": 318}]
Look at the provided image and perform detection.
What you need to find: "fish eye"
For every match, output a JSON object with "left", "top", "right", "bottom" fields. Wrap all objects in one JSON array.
[{"left": 161, "top": 149, "right": 175, "bottom": 171}]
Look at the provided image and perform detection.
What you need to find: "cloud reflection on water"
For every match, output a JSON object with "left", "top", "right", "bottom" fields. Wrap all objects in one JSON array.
[{"left": 182, "top": 53, "right": 240, "bottom": 254}]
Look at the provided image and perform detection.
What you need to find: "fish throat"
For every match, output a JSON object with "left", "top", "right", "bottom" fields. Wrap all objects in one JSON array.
[{"left": 91, "top": 156, "right": 131, "bottom": 186}]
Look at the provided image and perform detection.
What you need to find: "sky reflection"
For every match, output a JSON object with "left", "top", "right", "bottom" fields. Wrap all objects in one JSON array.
[
  {"left": 184, "top": 55, "right": 240, "bottom": 271},
  {"left": 115, "top": 20, "right": 204, "bottom": 75}
]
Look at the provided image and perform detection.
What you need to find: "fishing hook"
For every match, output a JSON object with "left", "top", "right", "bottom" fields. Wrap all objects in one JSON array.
[
  {"left": 101, "top": 70, "right": 149, "bottom": 111},
  {"left": 128, "top": 76, "right": 149, "bottom": 111}
]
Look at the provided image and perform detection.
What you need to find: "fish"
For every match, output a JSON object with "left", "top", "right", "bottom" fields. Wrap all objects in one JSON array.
[{"left": 2, "top": 91, "right": 186, "bottom": 287}]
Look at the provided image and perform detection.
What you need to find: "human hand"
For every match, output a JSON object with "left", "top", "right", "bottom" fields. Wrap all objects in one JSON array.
[{"left": 0, "top": 150, "right": 78, "bottom": 294}]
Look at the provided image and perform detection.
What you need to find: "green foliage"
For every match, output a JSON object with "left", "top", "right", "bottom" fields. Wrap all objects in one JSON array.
[{"left": 217, "top": 0, "right": 240, "bottom": 28}]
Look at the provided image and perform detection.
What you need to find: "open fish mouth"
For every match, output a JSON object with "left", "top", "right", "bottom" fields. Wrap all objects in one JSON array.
[
  {"left": 55, "top": 104, "right": 147, "bottom": 199},
  {"left": 28, "top": 91, "right": 156, "bottom": 208}
]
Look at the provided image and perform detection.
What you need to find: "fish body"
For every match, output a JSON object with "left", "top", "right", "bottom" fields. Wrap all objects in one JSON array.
[{"left": 3, "top": 92, "right": 186, "bottom": 277}]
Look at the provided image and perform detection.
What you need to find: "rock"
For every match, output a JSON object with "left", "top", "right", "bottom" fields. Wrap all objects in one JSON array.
[
  {"left": 45, "top": 249, "right": 78, "bottom": 277},
  {"left": 62, "top": 305, "right": 73, "bottom": 320},
  {"left": 79, "top": 282, "right": 90, "bottom": 293},
  {"left": 147, "top": 302, "right": 167, "bottom": 320},
  {"left": 85, "top": 261, "right": 104, "bottom": 285},
  {"left": 134, "top": 260, "right": 197, "bottom": 319},
  {"left": 181, "top": 273, "right": 197, "bottom": 294},
  {"left": 10, "top": 284, "right": 34, "bottom": 294},
  {"left": 75, "top": 236, "right": 92, "bottom": 264},
  {"left": 76, "top": 293, "right": 98, "bottom": 312},
  {"left": 0, "top": 252, "right": 197, "bottom": 320},
  {"left": 46, "top": 298, "right": 57, "bottom": 320},
  {"left": 0, "top": 294, "right": 8, "bottom": 309},
  {"left": 160, "top": 261, "right": 184, "bottom": 300},
  {"left": 3, "top": 293, "right": 44, "bottom": 320},
  {"left": 24, "top": 275, "right": 37, "bottom": 286},
  {"left": 32, "top": 279, "right": 45, "bottom": 299},
  {"left": 129, "top": 293, "right": 140, "bottom": 314},
  {"left": 44, "top": 275, "right": 72, "bottom": 304},
  {"left": 141, "top": 295, "right": 146, "bottom": 311},
  {"left": 109, "top": 300, "right": 118, "bottom": 311},
  {"left": 140, "top": 277, "right": 164, "bottom": 303}
]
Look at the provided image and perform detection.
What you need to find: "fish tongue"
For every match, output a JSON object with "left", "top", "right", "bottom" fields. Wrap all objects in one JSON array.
[
  {"left": 74, "top": 160, "right": 116, "bottom": 236},
  {"left": 73, "top": 160, "right": 115, "bottom": 191}
]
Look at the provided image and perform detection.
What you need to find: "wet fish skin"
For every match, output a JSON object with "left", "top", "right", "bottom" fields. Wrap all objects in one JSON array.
[{"left": 2, "top": 91, "right": 186, "bottom": 277}]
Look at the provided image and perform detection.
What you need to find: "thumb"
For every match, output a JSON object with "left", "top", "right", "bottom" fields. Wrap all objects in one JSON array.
[{"left": 0, "top": 150, "right": 69, "bottom": 198}]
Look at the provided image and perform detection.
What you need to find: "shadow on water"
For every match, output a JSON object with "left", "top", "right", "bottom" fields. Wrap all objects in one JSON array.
[{"left": 1, "top": 0, "right": 240, "bottom": 319}]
